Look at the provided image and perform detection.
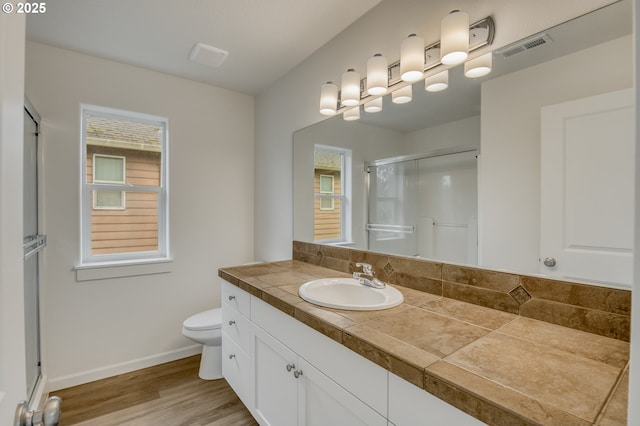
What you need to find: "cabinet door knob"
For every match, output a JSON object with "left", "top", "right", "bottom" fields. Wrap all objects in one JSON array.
[
  {"left": 228, "top": 320, "right": 236, "bottom": 326},
  {"left": 286, "top": 363, "right": 295, "bottom": 372},
  {"left": 294, "top": 370, "right": 303, "bottom": 379},
  {"left": 229, "top": 354, "right": 236, "bottom": 359},
  {"left": 228, "top": 295, "right": 236, "bottom": 301}
]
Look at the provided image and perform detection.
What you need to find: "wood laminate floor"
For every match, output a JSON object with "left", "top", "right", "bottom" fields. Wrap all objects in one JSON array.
[{"left": 51, "top": 355, "right": 258, "bottom": 426}]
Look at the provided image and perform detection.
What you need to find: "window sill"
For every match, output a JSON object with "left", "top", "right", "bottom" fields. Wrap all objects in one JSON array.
[
  {"left": 74, "top": 257, "right": 173, "bottom": 282},
  {"left": 324, "top": 241, "right": 356, "bottom": 247}
]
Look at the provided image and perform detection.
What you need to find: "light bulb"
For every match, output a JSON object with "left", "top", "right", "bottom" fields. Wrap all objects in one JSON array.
[
  {"left": 319, "top": 82, "right": 338, "bottom": 115},
  {"left": 367, "top": 54, "right": 388, "bottom": 96},
  {"left": 341, "top": 68, "right": 361, "bottom": 107},
  {"left": 464, "top": 52, "right": 492, "bottom": 78},
  {"left": 392, "top": 85, "right": 412, "bottom": 104},
  {"left": 441, "top": 10, "right": 469, "bottom": 65},
  {"left": 425, "top": 70, "right": 448, "bottom": 92},
  {"left": 364, "top": 97, "right": 383, "bottom": 113},
  {"left": 343, "top": 106, "right": 361, "bottom": 121},
  {"left": 400, "top": 34, "right": 425, "bottom": 82}
]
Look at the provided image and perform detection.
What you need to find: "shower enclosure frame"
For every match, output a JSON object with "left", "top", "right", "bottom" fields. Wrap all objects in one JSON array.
[
  {"left": 365, "top": 145, "right": 478, "bottom": 259},
  {"left": 23, "top": 96, "right": 45, "bottom": 404}
]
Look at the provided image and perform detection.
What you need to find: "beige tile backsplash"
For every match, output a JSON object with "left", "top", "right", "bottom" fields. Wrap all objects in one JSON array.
[{"left": 293, "top": 240, "right": 631, "bottom": 342}]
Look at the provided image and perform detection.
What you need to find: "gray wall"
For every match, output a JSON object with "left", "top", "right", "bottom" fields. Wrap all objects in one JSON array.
[
  {"left": 480, "top": 35, "right": 633, "bottom": 274},
  {"left": 25, "top": 41, "right": 255, "bottom": 389}
]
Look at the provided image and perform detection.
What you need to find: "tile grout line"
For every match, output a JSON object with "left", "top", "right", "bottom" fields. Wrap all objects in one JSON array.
[{"left": 592, "top": 361, "right": 630, "bottom": 425}]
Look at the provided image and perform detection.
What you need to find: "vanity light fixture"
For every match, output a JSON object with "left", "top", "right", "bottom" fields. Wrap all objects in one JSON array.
[
  {"left": 319, "top": 81, "right": 339, "bottom": 116},
  {"left": 425, "top": 70, "right": 449, "bottom": 92},
  {"left": 392, "top": 85, "right": 412, "bottom": 104},
  {"left": 341, "top": 69, "right": 361, "bottom": 107},
  {"left": 317, "top": 14, "right": 494, "bottom": 118},
  {"left": 464, "top": 52, "right": 492, "bottom": 78},
  {"left": 400, "top": 34, "right": 425, "bottom": 82},
  {"left": 367, "top": 54, "right": 389, "bottom": 95},
  {"left": 440, "top": 10, "right": 470, "bottom": 65},
  {"left": 343, "top": 106, "right": 361, "bottom": 121},
  {"left": 364, "top": 97, "right": 383, "bottom": 113},
  {"left": 424, "top": 46, "right": 441, "bottom": 68}
]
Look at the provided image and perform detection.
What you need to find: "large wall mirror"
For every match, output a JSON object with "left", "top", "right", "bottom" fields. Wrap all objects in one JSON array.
[{"left": 293, "top": 0, "right": 634, "bottom": 288}]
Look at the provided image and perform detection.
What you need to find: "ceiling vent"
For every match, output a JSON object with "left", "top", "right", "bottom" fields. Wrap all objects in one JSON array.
[
  {"left": 497, "top": 33, "right": 552, "bottom": 58},
  {"left": 188, "top": 42, "right": 229, "bottom": 68}
]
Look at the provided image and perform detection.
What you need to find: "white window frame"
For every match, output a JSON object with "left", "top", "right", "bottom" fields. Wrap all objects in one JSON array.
[
  {"left": 92, "top": 154, "right": 126, "bottom": 210},
  {"left": 313, "top": 144, "right": 352, "bottom": 243},
  {"left": 319, "top": 174, "right": 335, "bottom": 210},
  {"left": 92, "top": 189, "right": 126, "bottom": 210},
  {"left": 79, "top": 104, "right": 170, "bottom": 266}
]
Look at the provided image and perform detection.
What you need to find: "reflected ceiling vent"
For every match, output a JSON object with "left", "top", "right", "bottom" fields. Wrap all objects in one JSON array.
[
  {"left": 188, "top": 42, "right": 229, "bottom": 68},
  {"left": 497, "top": 33, "right": 552, "bottom": 58}
]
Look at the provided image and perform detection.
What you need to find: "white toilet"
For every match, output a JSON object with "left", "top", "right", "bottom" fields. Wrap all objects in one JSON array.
[{"left": 182, "top": 308, "right": 223, "bottom": 380}]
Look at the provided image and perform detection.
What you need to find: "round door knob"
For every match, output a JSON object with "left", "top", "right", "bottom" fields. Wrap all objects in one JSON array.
[
  {"left": 228, "top": 295, "right": 236, "bottom": 301},
  {"left": 228, "top": 320, "right": 236, "bottom": 326},
  {"left": 543, "top": 257, "right": 556, "bottom": 267},
  {"left": 229, "top": 354, "right": 236, "bottom": 359},
  {"left": 294, "top": 370, "right": 303, "bottom": 378},
  {"left": 286, "top": 363, "right": 295, "bottom": 372}
]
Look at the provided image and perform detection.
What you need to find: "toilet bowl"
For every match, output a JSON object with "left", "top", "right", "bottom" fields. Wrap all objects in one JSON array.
[{"left": 182, "top": 308, "right": 222, "bottom": 380}]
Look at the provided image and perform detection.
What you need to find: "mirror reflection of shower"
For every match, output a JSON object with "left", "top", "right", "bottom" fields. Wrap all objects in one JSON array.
[{"left": 366, "top": 148, "right": 478, "bottom": 264}]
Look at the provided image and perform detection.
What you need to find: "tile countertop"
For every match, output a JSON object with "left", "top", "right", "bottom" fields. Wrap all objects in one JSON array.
[{"left": 218, "top": 260, "right": 629, "bottom": 426}]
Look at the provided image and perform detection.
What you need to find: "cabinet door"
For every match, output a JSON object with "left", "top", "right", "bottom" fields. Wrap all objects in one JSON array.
[
  {"left": 222, "top": 332, "right": 251, "bottom": 409},
  {"left": 252, "top": 324, "right": 298, "bottom": 426},
  {"left": 298, "top": 357, "right": 387, "bottom": 426},
  {"left": 251, "top": 295, "right": 388, "bottom": 416}
]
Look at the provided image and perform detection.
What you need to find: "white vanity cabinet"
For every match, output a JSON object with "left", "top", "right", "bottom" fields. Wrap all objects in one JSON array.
[
  {"left": 252, "top": 319, "right": 387, "bottom": 426},
  {"left": 388, "top": 373, "right": 486, "bottom": 426},
  {"left": 221, "top": 280, "right": 252, "bottom": 408},
  {"left": 221, "top": 278, "right": 483, "bottom": 426}
]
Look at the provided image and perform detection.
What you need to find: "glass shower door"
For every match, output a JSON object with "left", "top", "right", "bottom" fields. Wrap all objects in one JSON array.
[
  {"left": 23, "top": 102, "right": 43, "bottom": 401},
  {"left": 367, "top": 160, "right": 418, "bottom": 256},
  {"left": 416, "top": 151, "right": 478, "bottom": 264},
  {"left": 366, "top": 149, "right": 478, "bottom": 264}
]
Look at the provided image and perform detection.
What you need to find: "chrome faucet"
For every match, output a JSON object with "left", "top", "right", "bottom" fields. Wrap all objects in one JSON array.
[{"left": 353, "top": 262, "right": 386, "bottom": 289}]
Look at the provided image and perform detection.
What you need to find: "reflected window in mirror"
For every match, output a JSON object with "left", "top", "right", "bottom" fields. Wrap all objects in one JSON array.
[
  {"left": 313, "top": 145, "right": 352, "bottom": 243},
  {"left": 319, "top": 175, "right": 335, "bottom": 210}
]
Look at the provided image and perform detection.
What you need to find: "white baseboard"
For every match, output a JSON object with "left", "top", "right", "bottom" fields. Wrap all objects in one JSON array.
[{"left": 47, "top": 345, "right": 202, "bottom": 391}]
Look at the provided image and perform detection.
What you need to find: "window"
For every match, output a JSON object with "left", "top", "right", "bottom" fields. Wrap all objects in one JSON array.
[
  {"left": 81, "top": 105, "right": 168, "bottom": 265},
  {"left": 313, "top": 145, "right": 351, "bottom": 242},
  {"left": 319, "top": 175, "right": 335, "bottom": 210},
  {"left": 93, "top": 154, "right": 126, "bottom": 210}
]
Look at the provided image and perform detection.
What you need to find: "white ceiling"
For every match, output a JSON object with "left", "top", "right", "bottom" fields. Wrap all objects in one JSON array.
[{"left": 26, "top": 0, "right": 381, "bottom": 95}]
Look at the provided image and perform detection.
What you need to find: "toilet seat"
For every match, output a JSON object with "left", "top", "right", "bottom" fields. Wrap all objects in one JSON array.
[{"left": 183, "top": 308, "right": 222, "bottom": 331}]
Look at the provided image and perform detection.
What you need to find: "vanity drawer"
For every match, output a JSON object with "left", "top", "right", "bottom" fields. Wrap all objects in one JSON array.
[
  {"left": 221, "top": 279, "right": 251, "bottom": 317},
  {"left": 222, "top": 303, "right": 251, "bottom": 353},
  {"left": 222, "top": 332, "right": 251, "bottom": 408}
]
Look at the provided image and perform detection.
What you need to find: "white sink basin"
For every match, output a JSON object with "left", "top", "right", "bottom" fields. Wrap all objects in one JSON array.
[{"left": 298, "top": 277, "right": 403, "bottom": 311}]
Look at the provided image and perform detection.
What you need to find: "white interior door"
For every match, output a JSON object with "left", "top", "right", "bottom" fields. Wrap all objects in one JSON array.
[{"left": 540, "top": 89, "right": 635, "bottom": 287}]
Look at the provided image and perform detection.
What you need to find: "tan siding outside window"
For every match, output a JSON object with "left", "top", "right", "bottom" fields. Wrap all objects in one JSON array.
[
  {"left": 81, "top": 105, "right": 168, "bottom": 264},
  {"left": 313, "top": 146, "right": 350, "bottom": 243}
]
